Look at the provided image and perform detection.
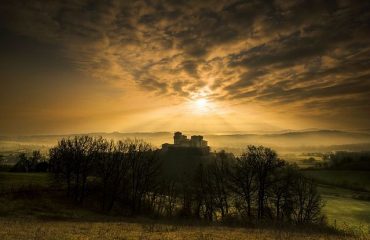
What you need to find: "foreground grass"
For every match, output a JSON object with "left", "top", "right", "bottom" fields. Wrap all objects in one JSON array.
[
  {"left": 0, "top": 192, "right": 363, "bottom": 240},
  {"left": 0, "top": 216, "right": 363, "bottom": 240}
]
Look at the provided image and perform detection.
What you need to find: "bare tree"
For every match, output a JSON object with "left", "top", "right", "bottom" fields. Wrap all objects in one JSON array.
[
  {"left": 208, "top": 151, "right": 232, "bottom": 219},
  {"left": 125, "top": 139, "right": 161, "bottom": 214},
  {"left": 270, "top": 164, "right": 298, "bottom": 221},
  {"left": 291, "top": 176, "right": 323, "bottom": 223},
  {"left": 231, "top": 148, "right": 257, "bottom": 218},
  {"left": 49, "top": 139, "right": 323, "bottom": 224},
  {"left": 251, "top": 146, "right": 284, "bottom": 219}
]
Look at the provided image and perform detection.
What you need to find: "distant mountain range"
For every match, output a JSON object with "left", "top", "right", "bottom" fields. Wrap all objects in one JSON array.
[{"left": 1, "top": 130, "right": 370, "bottom": 153}]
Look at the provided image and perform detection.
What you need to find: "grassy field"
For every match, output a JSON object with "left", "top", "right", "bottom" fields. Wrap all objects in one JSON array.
[
  {"left": 0, "top": 190, "right": 354, "bottom": 240},
  {"left": 0, "top": 172, "right": 52, "bottom": 189},
  {"left": 0, "top": 172, "right": 368, "bottom": 239},
  {"left": 303, "top": 170, "right": 370, "bottom": 191},
  {"left": 302, "top": 170, "right": 370, "bottom": 235},
  {"left": 0, "top": 217, "right": 359, "bottom": 240},
  {"left": 0, "top": 190, "right": 359, "bottom": 240},
  {"left": 320, "top": 186, "right": 370, "bottom": 233}
]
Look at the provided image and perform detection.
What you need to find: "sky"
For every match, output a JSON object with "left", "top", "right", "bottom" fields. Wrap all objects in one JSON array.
[{"left": 0, "top": 0, "right": 370, "bottom": 135}]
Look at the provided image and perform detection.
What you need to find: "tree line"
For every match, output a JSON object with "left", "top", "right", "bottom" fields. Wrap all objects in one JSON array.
[
  {"left": 11, "top": 150, "right": 49, "bottom": 172},
  {"left": 318, "top": 151, "right": 370, "bottom": 170},
  {"left": 48, "top": 136, "right": 323, "bottom": 224}
]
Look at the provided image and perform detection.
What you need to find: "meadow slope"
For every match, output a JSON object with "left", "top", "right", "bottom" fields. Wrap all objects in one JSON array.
[
  {"left": 0, "top": 217, "right": 361, "bottom": 240},
  {"left": 0, "top": 172, "right": 366, "bottom": 240}
]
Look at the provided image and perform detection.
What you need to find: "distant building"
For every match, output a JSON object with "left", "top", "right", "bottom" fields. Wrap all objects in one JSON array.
[{"left": 162, "top": 132, "right": 209, "bottom": 152}]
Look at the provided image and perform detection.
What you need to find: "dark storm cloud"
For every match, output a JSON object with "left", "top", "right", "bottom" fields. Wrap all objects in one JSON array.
[{"left": 1, "top": 0, "right": 370, "bottom": 127}]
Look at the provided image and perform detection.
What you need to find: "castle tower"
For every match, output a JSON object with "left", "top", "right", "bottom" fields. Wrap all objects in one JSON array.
[
  {"left": 190, "top": 135, "right": 203, "bottom": 147},
  {"left": 174, "top": 131, "right": 183, "bottom": 145}
]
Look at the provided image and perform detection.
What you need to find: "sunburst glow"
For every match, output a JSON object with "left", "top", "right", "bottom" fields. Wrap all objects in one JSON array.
[{"left": 195, "top": 98, "right": 208, "bottom": 111}]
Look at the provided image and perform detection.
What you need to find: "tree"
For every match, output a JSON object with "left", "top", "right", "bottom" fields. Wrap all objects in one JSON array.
[
  {"left": 251, "top": 146, "right": 284, "bottom": 219},
  {"left": 270, "top": 164, "right": 298, "bottom": 221},
  {"left": 49, "top": 137, "right": 162, "bottom": 212},
  {"left": 126, "top": 140, "right": 161, "bottom": 214},
  {"left": 291, "top": 176, "right": 323, "bottom": 223},
  {"left": 231, "top": 149, "right": 257, "bottom": 218},
  {"left": 49, "top": 139, "right": 74, "bottom": 195},
  {"left": 208, "top": 151, "right": 232, "bottom": 219},
  {"left": 48, "top": 139, "right": 324, "bottom": 224},
  {"left": 49, "top": 136, "right": 98, "bottom": 203},
  {"left": 12, "top": 153, "right": 31, "bottom": 172},
  {"left": 30, "top": 150, "right": 42, "bottom": 171},
  {"left": 11, "top": 150, "right": 48, "bottom": 173},
  {"left": 96, "top": 139, "right": 129, "bottom": 212}
]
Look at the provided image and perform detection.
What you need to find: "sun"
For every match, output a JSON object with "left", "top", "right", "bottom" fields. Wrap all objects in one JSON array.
[
  {"left": 195, "top": 98, "right": 207, "bottom": 109},
  {"left": 192, "top": 98, "right": 210, "bottom": 113},
  {"left": 186, "top": 94, "right": 217, "bottom": 115}
]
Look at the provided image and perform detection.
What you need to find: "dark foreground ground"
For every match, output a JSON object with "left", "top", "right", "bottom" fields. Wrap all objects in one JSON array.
[{"left": 0, "top": 172, "right": 368, "bottom": 240}]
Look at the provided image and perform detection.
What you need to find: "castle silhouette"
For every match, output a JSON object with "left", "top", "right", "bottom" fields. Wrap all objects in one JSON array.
[{"left": 161, "top": 132, "right": 209, "bottom": 152}]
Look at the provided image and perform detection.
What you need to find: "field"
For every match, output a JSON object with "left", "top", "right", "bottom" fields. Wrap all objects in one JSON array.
[
  {"left": 303, "top": 170, "right": 370, "bottom": 191},
  {"left": 0, "top": 172, "right": 369, "bottom": 239},
  {"left": 0, "top": 172, "right": 52, "bottom": 189},
  {"left": 319, "top": 186, "right": 370, "bottom": 232},
  {"left": 303, "top": 170, "right": 370, "bottom": 234},
  {"left": 0, "top": 217, "right": 357, "bottom": 240}
]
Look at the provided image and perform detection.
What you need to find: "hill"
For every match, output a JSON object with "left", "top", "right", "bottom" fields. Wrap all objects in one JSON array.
[
  {"left": 1, "top": 130, "right": 370, "bottom": 161},
  {"left": 0, "top": 172, "right": 355, "bottom": 240}
]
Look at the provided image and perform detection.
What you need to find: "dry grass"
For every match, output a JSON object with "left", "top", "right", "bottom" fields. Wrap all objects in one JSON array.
[{"left": 0, "top": 216, "right": 364, "bottom": 240}]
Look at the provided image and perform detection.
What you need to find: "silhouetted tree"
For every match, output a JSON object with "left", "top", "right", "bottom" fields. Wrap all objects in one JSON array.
[
  {"left": 208, "top": 151, "right": 232, "bottom": 219},
  {"left": 48, "top": 138, "right": 323, "bottom": 224},
  {"left": 250, "top": 146, "right": 284, "bottom": 219},
  {"left": 231, "top": 149, "right": 257, "bottom": 218},
  {"left": 96, "top": 139, "right": 129, "bottom": 212},
  {"left": 12, "top": 153, "right": 30, "bottom": 172},
  {"left": 291, "top": 176, "right": 323, "bottom": 223},
  {"left": 49, "top": 136, "right": 99, "bottom": 203},
  {"left": 11, "top": 151, "right": 47, "bottom": 172},
  {"left": 49, "top": 139, "right": 74, "bottom": 195},
  {"left": 126, "top": 140, "right": 161, "bottom": 214},
  {"left": 49, "top": 137, "right": 161, "bottom": 212},
  {"left": 178, "top": 172, "right": 194, "bottom": 217},
  {"left": 0, "top": 154, "right": 4, "bottom": 165},
  {"left": 270, "top": 164, "right": 297, "bottom": 221}
]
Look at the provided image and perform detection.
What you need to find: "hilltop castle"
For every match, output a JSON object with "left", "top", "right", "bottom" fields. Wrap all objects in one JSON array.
[{"left": 161, "top": 132, "right": 209, "bottom": 152}]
